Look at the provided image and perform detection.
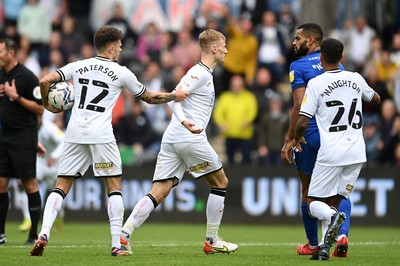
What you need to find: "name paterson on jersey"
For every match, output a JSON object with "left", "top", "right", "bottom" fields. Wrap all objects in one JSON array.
[
  {"left": 321, "top": 79, "right": 361, "bottom": 97},
  {"left": 75, "top": 64, "right": 118, "bottom": 81}
]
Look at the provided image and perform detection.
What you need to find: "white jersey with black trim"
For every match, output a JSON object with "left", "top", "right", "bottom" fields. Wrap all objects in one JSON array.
[
  {"left": 162, "top": 62, "right": 215, "bottom": 143},
  {"left": 300, "top": 69, "right": 375, "bottom": 166},
  {"left": 56, "top": 56, "right": 145, "bottom": 143}
]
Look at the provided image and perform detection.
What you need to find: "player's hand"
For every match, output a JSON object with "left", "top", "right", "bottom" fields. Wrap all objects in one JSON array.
[
  {"left": 4, "top": 79, "right": 19, "bottom": 100},
  {"left": 0, "top": 83, "right": 5, "bottom": 97},
  {"left": 174, "top": 85, "right": 189, "bottom": 102},
  {"left": 182, "top": 120, "right": 204, "bottom": 134},
  {"left": 281, "top": 139, "right": 294, "bottom": 164},
  {"left": 37, "top": 142, "right": 46, "bottom": 158},
  {"left": 292, "top": 137, "right": 307, "bottom": 153},
  {"left": 44, "top": 102, "right": 63, "bottom": 113}
]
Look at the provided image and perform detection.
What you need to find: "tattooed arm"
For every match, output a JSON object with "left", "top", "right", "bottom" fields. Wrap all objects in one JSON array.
[
  {"left": 40, "top": 71, "right": 62, "bottom": 112},
  {"left": 138, "top": 87, "right": 189, "bottom": 104}
]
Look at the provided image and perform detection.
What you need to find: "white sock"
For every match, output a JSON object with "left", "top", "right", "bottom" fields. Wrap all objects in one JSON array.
[
  {"left": 123, "top": 195, "right": 156, "bottom": 237},
  {"left": 205, "top": 191, "right": 225, "bottom": 243},
  {"left": 108, "top": 193, "right": 124, "bottom": 248},
  {"left": 309, "top": 201, "right": 336, "bottom": 245},
  {"left": 20, "top": 193, "right": 30, "bottom": 220},
  {"left": 39, "top": 192, "right": 64, "bottom": 240}
]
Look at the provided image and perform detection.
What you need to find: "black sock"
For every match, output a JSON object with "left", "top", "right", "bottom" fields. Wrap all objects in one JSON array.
[
  {"left": 27, "top": 191, "right": 41, "bottom": 238},
  {"left": 0, "top": 192, "right": 9, "bottom": 235}
]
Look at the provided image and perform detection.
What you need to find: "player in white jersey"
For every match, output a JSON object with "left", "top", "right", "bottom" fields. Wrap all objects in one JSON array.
[
  {"left": 120, "top": 29, "right": 238, "bottom": 255},
  {"left": 18, "top": 112, "right": 65, "bottom": 232},
  {"left": 30, "top": 26, "right": 189, "bottom": 257},
  {"left": 293, "top": 38, "right": 381, "bottom": 260}
]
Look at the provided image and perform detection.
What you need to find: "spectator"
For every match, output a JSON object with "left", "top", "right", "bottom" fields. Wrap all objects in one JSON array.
[
  {"left": 114, "top": 98, "right": 162, "bottom": 165},
  {"left": 17, "top": 0, "right": 51, "bottom": 63},
  {"left": 363, "top": 65, "right": 391, "bottom": 119},
  {"left": 171, "top": 29, "right": 201, "bottom": 72},
  {"left": 254, "top": 11, "right": 288, "bottom": 84},
  {"left": 249, "top": 67, "right": 277, "bottom": 118},
  {"left": 60, "top": 15, "right": 87, "bottom": 63},
  {"left": 374, "top": 49, "right": 398, "bottom": 83},
  {"left": 257, "top": 93, "right": 289, "bottom": 165},
  {"left": 221, "top": 14, "right": 258, "bottom": 94},
  {"left": 346, "top": 16, "right": 376, "bottom": 73},
  {"left": 363, "top": 117, "right": 383, "bottom": 166},
  {"left": 381, "top": 114, "right": 400, "bottom": 165},
  {"left": 135, "top": 22, "right": 163, "bottom": 66},
  {"left": 213, "top": 75, "right": 258, "bottom": 164},
  {"left": 379, "top": 99, "right": 398, "bottom": 164}
]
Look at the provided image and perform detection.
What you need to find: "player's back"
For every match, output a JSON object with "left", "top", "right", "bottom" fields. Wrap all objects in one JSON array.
[
  {"left": 57, "top": 57, "right": 145, "bottom": 144},
  {"left": 306, "top": 70, "right": 375, "bottom": 166}
]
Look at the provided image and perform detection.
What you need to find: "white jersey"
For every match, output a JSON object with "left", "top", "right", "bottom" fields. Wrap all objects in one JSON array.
[
  {"left": 57, "top": 56, "right": 145, "bottom": 143},
  {"left": 299, "top": 69, "right": 375, "bottom": 166},
  {"left": 37, "top": 119, "right": 64, "bottom": 180},
  {"left": 162, "top": 62, "right": 215, "bottom": 143}
]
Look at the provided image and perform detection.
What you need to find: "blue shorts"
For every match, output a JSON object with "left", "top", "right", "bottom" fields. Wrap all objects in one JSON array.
[{"left": 294, "top": 132, "right": 320, "bottom": 175}]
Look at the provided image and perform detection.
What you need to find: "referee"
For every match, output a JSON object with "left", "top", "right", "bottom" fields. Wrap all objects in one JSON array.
[{"left": 0, "top": 38, "right": 44, "bottom": 245}]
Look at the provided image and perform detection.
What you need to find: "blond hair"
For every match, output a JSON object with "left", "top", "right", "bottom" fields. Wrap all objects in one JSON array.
[{"left": 198, "top": 29, "right": 226, "bottom": 49}]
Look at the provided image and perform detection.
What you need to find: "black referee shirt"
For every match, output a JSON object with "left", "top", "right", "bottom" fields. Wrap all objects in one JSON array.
[{"left": 0, "top": 63, "right": 42, "bottom": 129}]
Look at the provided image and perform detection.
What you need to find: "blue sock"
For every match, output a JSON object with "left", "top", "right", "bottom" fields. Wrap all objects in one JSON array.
[
  {"left": 338, "top": 197, "right": 351, "bottom": 237},
  {"left": 301, "top": 202, "right": 318, "bottom": 246}
]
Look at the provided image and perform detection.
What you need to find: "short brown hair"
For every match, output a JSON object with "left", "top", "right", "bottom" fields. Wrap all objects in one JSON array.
[
  {"left": 0, "top": 38, "right": 18, "bottom": 54},
  {"left": 93, "top": 25, "right": 123, "bottom": 52},
  {"left": 198, "top": 29, "right": 226, "bottom": 49}
]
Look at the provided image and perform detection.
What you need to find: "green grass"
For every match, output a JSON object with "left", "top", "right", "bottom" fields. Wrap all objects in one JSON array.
[{"left": 1, "top": 222, "right": 399, "bottom": 265}]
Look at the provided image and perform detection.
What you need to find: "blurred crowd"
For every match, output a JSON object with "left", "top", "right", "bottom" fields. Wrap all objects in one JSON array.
[{"left": 2, "top": 0, "right": 400, "bottom": 167}]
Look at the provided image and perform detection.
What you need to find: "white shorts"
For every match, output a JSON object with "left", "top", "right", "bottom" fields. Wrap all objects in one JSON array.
[
  {"left": 57, "top": 142, "right": 122, "bottom": 178},
  {"left": 153, "top": 140, "right": 222, "bottom": 185},
  {"left": 308, "top": 162, "right": 363, "bottom": 199}
]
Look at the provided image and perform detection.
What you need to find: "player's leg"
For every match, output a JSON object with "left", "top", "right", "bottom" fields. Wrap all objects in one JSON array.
[
  {"left": 332, "top": 163, "right": 363, "bottom": 258},
  {"left": 183, "top": 139, "right": 237, "bottom": 254},
  {"left": 30, "top": 177, "right": 73, "bottom": 256},
  {"left": 121, "top": 143, "right": 182, "bottom": 254},
  {"left": 308, "top": 164, "right": 347, "bottom": 261},
  {"left": 21, "top": 178, "right": 42, "bottom": 244},
  {"left": 16, "top": 181, "right": 31, "bottom": 232},
  {"left": 103, "top": 176, "right": 129, "bottom": 256},
  {"left": 0, "top": 177, "right": 9, "bottom": 244},
  {"left": 202, "top": 168, "right": 238, "bottom": 254},
  {"left": 294, "top": 142, "right": 319, "bottom": 254}
]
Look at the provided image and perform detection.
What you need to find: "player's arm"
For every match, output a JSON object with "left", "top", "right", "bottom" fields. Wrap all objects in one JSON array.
[
  {"left": 280, "top": 87, "right": 305, "bottom": 164},
  {"left": 168, "top": 101, "right": 203, "bottom": 134},
  {"left": 39, "top": 71, "right": 63, "bottom": 113},
  {"left": 4, "top": 79, "right": 44, "bottom": 115},
  {"left": 139, "top": 86, "right": 189, "bottom": 104},
  {"left": 293, "top": 115, "right": 310, "bottom": 152},
  {"left": 369, "top": 92, "right": 381, "bottom": 105}
]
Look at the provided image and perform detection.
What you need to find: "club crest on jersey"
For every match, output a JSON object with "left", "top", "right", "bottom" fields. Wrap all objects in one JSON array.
[
  {"left": 346, "top": 184, "right": 354, "bottom": 192},
  {"left": 95, "top": 162, "right": 114, "bottom": 170},
  {"left": 289, "top": 70, "right": 294, "bottom": 83}
]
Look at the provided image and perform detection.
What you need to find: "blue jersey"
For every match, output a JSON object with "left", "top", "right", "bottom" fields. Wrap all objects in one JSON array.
[{"left": 289, "top": 50, "right": 322, "bottom": 137}]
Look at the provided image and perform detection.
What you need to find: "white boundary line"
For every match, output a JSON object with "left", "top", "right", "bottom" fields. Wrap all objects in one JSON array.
[{"left": 4, "top": 241, "right": 399, "bottom": 249}]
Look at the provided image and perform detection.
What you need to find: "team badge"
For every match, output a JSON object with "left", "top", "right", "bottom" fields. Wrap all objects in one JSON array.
[
  {"left": 289, "top": 70, "right": 294, "bottom": 83},
  {"left": 33, "top": 86, "right": 41, "bottom": 99}
]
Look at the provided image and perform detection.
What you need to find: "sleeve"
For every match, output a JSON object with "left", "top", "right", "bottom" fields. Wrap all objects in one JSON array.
[
  {"left": 167, "top": 101, "right": 186, "bottom": 123},
  {"left": 289, "top": 61, "right": 306, "bottom": 91},
  {"left": 299, "top": 80, "right": 318, "bottom": 119},
  {"left": 122, "top": 67, "right": 146, "bottom": 97},
  {"left": 57, "top": 62, "right": 75, "bottom": 81},
  {"left": 358, "top": 73, "right": 376, "bottom": 102},
  {"left": 178, "top": 68, "right": 208, "bottom": 93}
]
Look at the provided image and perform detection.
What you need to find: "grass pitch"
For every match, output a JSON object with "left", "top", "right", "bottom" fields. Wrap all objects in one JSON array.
[{"left": 1, "top": 222, "right": 399, "bottom": 265}]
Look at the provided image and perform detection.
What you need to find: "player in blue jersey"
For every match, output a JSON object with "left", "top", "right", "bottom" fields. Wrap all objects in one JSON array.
[{"left": 281, "top": 23, "right": 351, "bottom": 257}]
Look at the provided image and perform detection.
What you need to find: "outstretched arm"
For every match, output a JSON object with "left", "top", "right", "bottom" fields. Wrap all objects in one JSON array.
[{"left": 139, "top": 86, "right": 189, "bottom": 104}]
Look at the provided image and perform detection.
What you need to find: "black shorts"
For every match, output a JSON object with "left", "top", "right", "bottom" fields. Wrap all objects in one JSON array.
[{"left": 0, "top": 127, "right": 38, "bottom": 179}]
